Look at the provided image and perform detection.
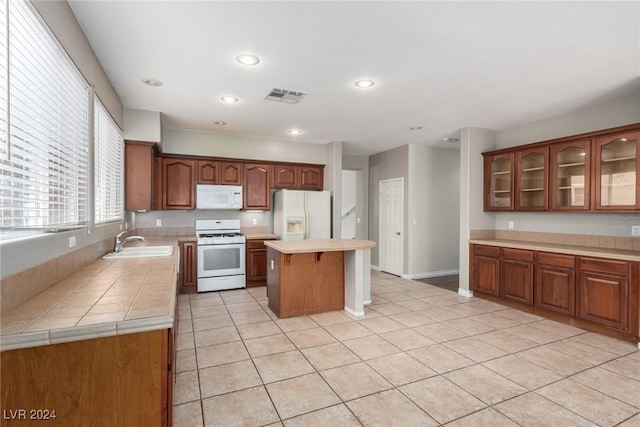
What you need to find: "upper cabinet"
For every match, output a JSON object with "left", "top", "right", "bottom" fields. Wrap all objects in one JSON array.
[
  {"left": 273, "top": 164, "right": 324, "bottom": 190},
  {"left": 484, "top": 153, "right": 514, "bottom": 211},
  {"left": 244, "top": 163, "right": 273, "bottom": 210},
  {"left": 550, "top": 139, "right": 591, "bottom": 211},
  {"left": 162, "top": 157, "right": 196, "bottom": 210},
  {"left": 124, "top": 140, "right": 158, "bottom": 211},
  {"left": 483, "top": 123, "right": 640, "bottom": 213},
  {"left": 197, "top": 160, "right": 243, "bottom": 185},
  {"left": 516, "top": 147, "right": 548, "bottom": 211},
  {"left": 594, "top": 131, "right": 639, "bottom": 210}
]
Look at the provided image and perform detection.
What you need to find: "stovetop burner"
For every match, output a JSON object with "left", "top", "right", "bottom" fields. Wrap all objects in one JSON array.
[{"left": 198, "top": 232, "right": 243, "bottom": 238}]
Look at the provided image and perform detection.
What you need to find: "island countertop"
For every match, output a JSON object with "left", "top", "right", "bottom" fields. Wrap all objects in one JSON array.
[{"left": 264, "top": 239, "right": 376, "bottom": 254}]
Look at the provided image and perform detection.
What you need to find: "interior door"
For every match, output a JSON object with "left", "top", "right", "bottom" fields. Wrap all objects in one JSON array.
[{"left": 379, "top": 178, "right": 403, "bottom": 276}]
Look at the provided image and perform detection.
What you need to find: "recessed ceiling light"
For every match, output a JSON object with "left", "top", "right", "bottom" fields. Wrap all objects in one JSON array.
[
  {"left": 442, "top": 137, "right": 460, "bottom": 143},
  {"left": 142, "top": 78, "right": 162, "bottom": 87},
  {"left": 214, "top": 121, "right": 227, "bottom": 126},
  {"left": 220, "top": 96, "right": 239, "bottom": 103},
  {"left": 354, "top": 79, "right": 375, "bottom": 89},
  {"left": 288, "top": 129, "right": 302, "bottom": 135},
  {"left": 410, "top": 126, "right": 423, "bottom": 131},
  {"left": 236, "top": 54, "right": 260, "bottom": 66}
]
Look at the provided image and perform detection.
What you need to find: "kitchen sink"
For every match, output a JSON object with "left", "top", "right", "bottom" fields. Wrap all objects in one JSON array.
[{"left": 103, "top": 245, "right": 174, "bottom": 259}]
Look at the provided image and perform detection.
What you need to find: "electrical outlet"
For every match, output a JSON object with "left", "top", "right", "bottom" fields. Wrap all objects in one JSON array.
[
  {"left": 508, "top": 221, "right": 514, "bottom": 230},
  {"left": 68, "top": 236, "right": 76, "bottom": 248},
  {"left": 156, "top": 219, "right": 162, "bottom": 227},
  {"left": 357, "top": 218, "right": 361, "bottom": 224},
  {"left": 252, "top": 218, "right": 257, "bottom": 225},
  {"left": 632, "top": 225, "right": 640, "bottom": 237}
]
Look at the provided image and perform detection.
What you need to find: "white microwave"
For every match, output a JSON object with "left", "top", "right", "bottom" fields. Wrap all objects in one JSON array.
[{"left": 196, "top": 185, "right": 243, "bottom": 210}]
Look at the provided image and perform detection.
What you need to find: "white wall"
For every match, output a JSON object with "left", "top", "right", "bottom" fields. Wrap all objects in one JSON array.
[
  {"left": 369, "top": 145, "right": 409, "bottom": 271},
  {"left": 341, "top": 170, "right": 357, "bottom": 239},
  {"left": 494, "top": 94, "right": 640, "bottom": 237},
  {"left": 162, "top": 128, "right": 327, "bottom": 164},
  {"left": 459, "top": 127, "right": 497, "bottom": 291},
  {"left": 407, "top": 144, "right": 460, "bottom": 278},
  {"left": 124, "top": 109, "right": 162, "bottom": 144},
  {"left": 343, "top": 154, "right": 370, "bottom": 239}
]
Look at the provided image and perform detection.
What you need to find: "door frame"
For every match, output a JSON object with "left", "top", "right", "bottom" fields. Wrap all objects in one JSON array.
[{"left": 379, "top": 177, "right": 404, "bottom": 276}]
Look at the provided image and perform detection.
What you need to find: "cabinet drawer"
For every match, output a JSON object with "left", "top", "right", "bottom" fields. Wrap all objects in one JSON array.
[
  {"left": 502, "top": 248, "right": 533, "bottom": 263},
  {"left": 474, "top": 245, "right": 500, "bottom": 258},
  {"left": 247, "top": 240, "right": 267, "bottom": 250},
  {"left": 579, "top": 257, "right": 628, "bottom": 276},
  {"left": 536, "top": 252, "right": 575, "bottom": 268}
]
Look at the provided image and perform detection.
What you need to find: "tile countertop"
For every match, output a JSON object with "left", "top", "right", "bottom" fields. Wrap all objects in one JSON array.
[
  {"left": 0, "top": 237, "right": 180, "bottom": 352},
  {"left": 264, "top": 239, "right": 376, "bottom": 254},
  {"left": 469, "top": 239, "right": 640, "bottom": 262}
]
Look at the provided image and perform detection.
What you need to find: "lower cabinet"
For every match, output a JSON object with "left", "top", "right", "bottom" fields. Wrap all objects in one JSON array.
[
  {"left": 470, "top": 245, "right": 500, "bottom": 296},
  {"left": 179, "top": 241, "right": 198, "bottom": 294},
  {"left": 246, "top": 238, "right": 276, "bottom": 287},
  {"left": 535, "top": 252, "right": 575, "bottom": 316},
  {"left": 470, "top": 244, "right": 639, "bottom": 342},
  {"left": 0, "top": 329, "right": 174, "bottom": 426},
  {"left": 267, "top": 247, "right": 345, "bottom": 318},
  {"left": 578, "top": 257, "right": 630, "bottom": 331},
  {"left": 501, "top": 248, "right": 534, "bottom": 305}
]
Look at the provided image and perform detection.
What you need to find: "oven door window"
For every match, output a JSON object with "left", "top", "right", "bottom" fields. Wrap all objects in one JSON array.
[{"left": 198, "top": 244, "right": 245, "bottom": 277}]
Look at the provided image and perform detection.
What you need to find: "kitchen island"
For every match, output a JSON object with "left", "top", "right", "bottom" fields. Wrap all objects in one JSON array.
[{"left": 264, "top": 239, "right": 376, "bottom": 317}]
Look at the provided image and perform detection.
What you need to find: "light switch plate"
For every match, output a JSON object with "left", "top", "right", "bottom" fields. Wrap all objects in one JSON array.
[
  {"left": 632, "top": 225, "right": 640, "bottom": 237},
  {"left": 68, "top": 236, "right": 76, "bottom": 248}
]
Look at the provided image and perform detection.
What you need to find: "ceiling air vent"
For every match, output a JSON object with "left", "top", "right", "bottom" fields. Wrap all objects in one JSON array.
[{"left": 264, "top": 88, "right": 307, "bottom": 104}]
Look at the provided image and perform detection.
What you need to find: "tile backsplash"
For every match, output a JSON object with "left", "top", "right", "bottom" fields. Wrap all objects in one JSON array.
[{"left": 471, "top": 229, "right": 640, "bottom": 251}]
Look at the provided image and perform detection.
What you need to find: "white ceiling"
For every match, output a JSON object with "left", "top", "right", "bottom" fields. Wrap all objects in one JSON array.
[{"left": 68, "top": 1, "right": 639, "bottom": 156}]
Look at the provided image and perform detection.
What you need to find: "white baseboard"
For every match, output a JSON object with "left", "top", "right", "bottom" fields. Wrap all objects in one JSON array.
[
  {"left": 458, "top": 288, "right": 474, "bottom": 298},
  {"left": 402, "top": 269, "right": 459, "bottom": 280},
  {"left": 343, "top": 306, "right": 365, "bottom": 317},
  {"left": 370, "top": 264, "right": 381, "bottom": 271}
]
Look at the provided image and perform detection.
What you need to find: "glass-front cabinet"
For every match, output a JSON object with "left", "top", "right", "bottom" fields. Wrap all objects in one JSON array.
[
  {"left": 594, "top": 132, "right": 639, "bottom": 210},
  {"left": 484, "top": 153, "right": 514, "bottom": 211},
  {"left": 516, "top": 147, "right": 548, "bottom": 210},
  {"left": 550, "top": 140, "right": 591, "bottom": 211}
]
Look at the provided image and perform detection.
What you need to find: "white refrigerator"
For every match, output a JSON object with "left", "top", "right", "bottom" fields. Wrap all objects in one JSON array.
[{"left": 273, "top": 189, "right": 331, "bottom": 240}]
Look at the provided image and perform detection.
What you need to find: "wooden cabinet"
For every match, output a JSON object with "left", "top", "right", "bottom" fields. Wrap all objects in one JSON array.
[
  {"left": 197, "top": 160, "right": 220, "bottom": 184},
  {"left": 577, "top": 257, "right": 631, "bottom": 331},
  {"left": 516, "top": 147, "right": 548, "bottom": 211},
  {"left": 274, "top": 164, "right": 324, "bottom": 190},
  {"left": 246, "top": 238, "right": 276, "bottom": 287},
  {"left": 300, "top": 165, "right": 323, "bottom": 190},
  {"left": 471, "top": 245, "right": 500, "bottom": 296},
  {"left": 179, "top": 241, "right": 197, "bottom": 294},
  {"left": 267, "top": 247, "right": 344, "bottom": 318},
  {"left": 244, "top": 163, "right": 273, "bottom": 210},
  {"left": 1, "top": 329, "right": 174, "bottom": 426},
  {"left": 501, "top": 248, "right": 533, "bottom": 305},
  {"left": 274, "top": 164, "right": 298, "bottom": 188},
  {"left": 197, "top": 160, "right": 243, "bottom": 185},
  {"left": 484, "top": 123, "right": 640, "bottom": 213},
  {"left": 162, "top": 157, "right": 196, "bottom": 209},
  {"left": 594, "top": 131, "right": 639, "bottom": 210},
  {"left": 484, "top": 153, "right": 514, "bottom": 211},
  {"left": 125, "top": 140, "right": 158, "bottom": 211},
  {"left": 535, "top": 252, "right": 576, "bottom": 316},
  {"left": 470, "top": 243, "right": 639, "bottom": 342},
  {"left": 550, "top": 139, "right": 591, "bottom": 211}
]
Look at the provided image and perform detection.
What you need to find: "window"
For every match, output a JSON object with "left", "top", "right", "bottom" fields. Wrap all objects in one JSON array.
[
  {"left": 0, "top": 0, "right": 90, "bottom": 238},
  {"left": 94, "top": 97, "right": 123, "bottom": 224}
]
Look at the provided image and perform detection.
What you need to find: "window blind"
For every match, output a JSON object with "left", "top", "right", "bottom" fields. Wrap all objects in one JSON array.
[
  {"left": 94, "top": 97, "right": 123, "bottom": 224},
  {"left": 0, "top": 0, "right": 90, "bottom": 237}
]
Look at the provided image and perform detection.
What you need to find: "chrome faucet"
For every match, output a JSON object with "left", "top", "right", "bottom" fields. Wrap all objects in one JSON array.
[{"left": 114, "top": 231, "right": 145, "bottom": 253}]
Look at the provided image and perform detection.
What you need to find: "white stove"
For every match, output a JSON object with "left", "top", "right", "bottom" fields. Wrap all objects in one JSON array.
[{"left": 195, "top": 219, "right": 246, "bottom": 292}]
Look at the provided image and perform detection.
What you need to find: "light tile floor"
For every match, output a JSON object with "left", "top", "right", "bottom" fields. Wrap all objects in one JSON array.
[{"left": 173, "top": 271, "right": 640, "bottom": 426}]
